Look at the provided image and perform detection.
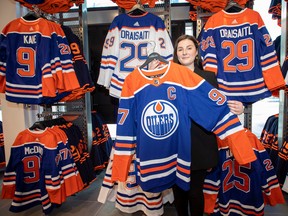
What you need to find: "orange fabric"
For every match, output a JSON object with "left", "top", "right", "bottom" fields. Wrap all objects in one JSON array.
[
  {"left": 204, "top": 192, "right": 218, "bottom": 213},
  {"left": 111, "top": 154, "right": 133, "bottom": 181},
  {"left": 218, "top": 129, "right": 257, "bottom": 165},
  {"left": 112, "top": 0, "right": 157, "bottom": 10},
  {"left": 186, "top": 0, "right": 248, "bottom": 12},
  {"left": 262, "top": 66, "right": 286, "bottom": 92},
  {"left": 15, "top": 0, "right": 83, "bottom": 14}
]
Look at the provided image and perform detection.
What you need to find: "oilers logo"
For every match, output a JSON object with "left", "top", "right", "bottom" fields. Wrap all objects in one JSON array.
[{"left": 141, "top": 100, "right": 179, "bottom": 140}]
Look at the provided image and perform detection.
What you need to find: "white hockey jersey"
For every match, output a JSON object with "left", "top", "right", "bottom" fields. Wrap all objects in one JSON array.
[
  {"left": 97, "top": 12, "right": 173, "bottom": 98},
  {"left": 98, "top": 147, "right": 174, "bottom": 216}
]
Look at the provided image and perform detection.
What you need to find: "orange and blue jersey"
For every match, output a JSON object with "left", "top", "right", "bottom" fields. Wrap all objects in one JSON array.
[
  {"left": 203, "top": 129, "right": 285, "bottom": 215},
  {"left": 111, "top": 61, "right": 256, "bottom": 193},
  {"left": 1, "top": 128, "right": 84, "bottom": 214},
  {"left": 0, "top": 17, "right": 80, "bottom": 104},
  {"left": 200, "top": 8, "right": 285, "bottom": 104}
]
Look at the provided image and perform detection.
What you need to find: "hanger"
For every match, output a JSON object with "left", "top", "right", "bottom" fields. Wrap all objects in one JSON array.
[
  {"left": 23, "top": 5, "right": 43, "bottom": 20},
  {"left": 225, "top": 0, "right": 244, "bottom": 13},
  {"left": 29, "top": 121, "right": 46, "bottom": 130},
  {"left": 139, "top": 52, "right": 169, "bottom": 70},
  {"left": 127, "top": 2, "right": 146, "bottom": 15},
  {"left": 23, "top": 10, "right": 40, "bottom": 20}
]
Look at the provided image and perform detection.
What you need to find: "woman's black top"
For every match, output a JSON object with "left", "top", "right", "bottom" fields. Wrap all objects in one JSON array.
[{"left": 190, "top": 66, "right": 219, "bottom": 170}]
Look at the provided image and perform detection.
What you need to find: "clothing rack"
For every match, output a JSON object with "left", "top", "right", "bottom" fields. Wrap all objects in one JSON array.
[
  {"left": 277, "top": 0, "right": 288, "bottom": 148},
  {"left": 39, "top": 2, "right": 93, "bottom": 151}
]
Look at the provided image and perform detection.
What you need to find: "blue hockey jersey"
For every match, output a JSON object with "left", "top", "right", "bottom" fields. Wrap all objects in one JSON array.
[
  {"left": 203, "top": 129, "right": 285, "bottom": 215},
  {"left": 200, "top": 8, "right": 285, "bottom": 103},
  {"left": 0, "top": 17, "right": 80, "bottom": 104},
  {"left": 1, "top": 128, "right": 84, "bottom": 214},
  {"left": 111, "top": 61, "right": 256, "bottom": 193}
]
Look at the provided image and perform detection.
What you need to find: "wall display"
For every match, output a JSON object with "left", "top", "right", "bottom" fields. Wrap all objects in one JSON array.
[
  {"left": 1, "top": 124, "right": 85, "bottom": 214},
  {"left": 1, "top": 116, "right": 100, "bottom": 214}
]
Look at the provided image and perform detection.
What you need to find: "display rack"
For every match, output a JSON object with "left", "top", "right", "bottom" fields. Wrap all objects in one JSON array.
[
  {"left": 277, "top": 0, "right": 288, "bottom": 148},
  {"left": 41, "top": 2, "right": 93, "bottom": 151}
]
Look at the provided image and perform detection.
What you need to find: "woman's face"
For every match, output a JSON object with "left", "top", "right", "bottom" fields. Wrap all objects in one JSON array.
[{"left": 176, "top": 38, "right": 198, "bottom": 67}]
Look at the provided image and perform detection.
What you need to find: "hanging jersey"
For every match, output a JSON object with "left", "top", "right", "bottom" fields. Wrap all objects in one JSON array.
[
  {"left": 59, "top": 25, "right": 95, "bottom": 102},
  {"left": 0, "top": 18, "right": 59, "bottom": 104},
  {"left": 59, "top": 124, "right": 96, "bottom": 187},
  {"left": 268, "top": 0, "right": 282, "bottom": 26},
  {"left": 0, "top": 17, "right": 80, "bottom": 104},
  {"left": 200, "top": 8, "right": 285, "bottom": 104},
  {"left": 97, "top": 12, "right": 173, "bottom": 98},
  {"left": 98, "top": 147, "right": 174, "bottom": 215},
  {"left": 203, "top": 129, "right": 285, "bottom": 216},
  {"left": 1, "top": 129, "right": 68, "bottom": 214},
  {"left": 276, "top": 140, "right": 288, "bottom": 186},
  {"left": 90, "top": 112, "right": 113, "bottom": 171},
  {"left": 259, "top": 114, "right": 278, "bottom": 150},
  {"left": 111, "top": 61, "right": 256, "bottom": 193},
  {"left": 46, "top": 20, "right": 80, "bottom": 93},
  {"left": 112, "top": 0, "right": 157, "bottom": 10},
  {"left": 260, "top": 116, "right": 279, "bottom": 168}
]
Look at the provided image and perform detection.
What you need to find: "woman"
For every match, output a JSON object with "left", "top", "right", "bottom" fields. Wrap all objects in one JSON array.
[{"left": 172, "top": 35, "right": 244, "bottom": 216}]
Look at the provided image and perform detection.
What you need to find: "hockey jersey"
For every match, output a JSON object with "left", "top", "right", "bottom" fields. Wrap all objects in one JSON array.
[
  {"left": 200, "top": 8, "right": 285, "bottom": 104},
  {"left": 59, "top": 25, "right": 95, "bottom": 102},
  {"left": 1, "top": 128, "right": 84, "bottom": 214},
  {"left": 0, "top": 17, "right": 80, "bottom": 104},
  {"left": 98, "top": 147, "right": 174, "bottom": 216},
  {"left": 90, "top": 112, "right": 113, "bottom": 171},
  {"left": 111, "top": 61, "right": 256, "bottom": 193},
  {"left": 97, "top": 12, "right": 173, "bottom": 98},
  {"left": 276, "top": 140, "right": 288, "bottom": 186},
  {"left": 203, "top": 129, "right": 285, "bottom": 216}
]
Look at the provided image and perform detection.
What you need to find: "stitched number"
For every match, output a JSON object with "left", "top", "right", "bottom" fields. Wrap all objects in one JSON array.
[
  {"left": 104, "top": 36, "right": 115, "bottom": 49},
  {"left": 120, "top": 42, "right": 147, "bottom": 72},
  {"left": 263, "top": 34, "right": 273, "bottom": 47},
  {"left": 118, "top": 108, "right": 129, "bottom": 125},
  {"left": 159, "top": 37, "right": 166, "bottom": 49},
  {"left": 23, "top": 155, "right": 40, "bottom": 183},
  {"left": 222, "top": 38, "right": 254, "bottom": 72},
  {"left": 222, "top": 159, "right": 251, "bottom": 193},
  {"left": 58, "top": 43, "right": 71, "bottom": 55},
  {"left": 17, "top": 47, "right": 35, "bottom": 77},
  {"left": 263, "top": 158, "right": 274, "bottom": 171},
  {"left": 70, "top": 42, "right": 81, "bottom": 55},
  {"left": 209, "top": 89, "right": 226, "bottom": 105}
]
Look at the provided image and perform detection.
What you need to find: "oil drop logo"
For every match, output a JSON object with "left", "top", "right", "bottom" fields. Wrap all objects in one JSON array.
[{"left": 141, "top": 100, "right": 179, "bottom": 140}]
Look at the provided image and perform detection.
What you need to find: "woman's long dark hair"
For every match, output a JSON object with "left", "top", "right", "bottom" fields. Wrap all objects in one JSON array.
[{"left": 173, "top": 34, "right": 203, "bottom": 69}]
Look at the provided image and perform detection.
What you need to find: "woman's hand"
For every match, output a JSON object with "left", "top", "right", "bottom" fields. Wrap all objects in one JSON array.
[
  {"left": 227, "top": 100, "right": 245, "bottom": 115},
  {"left": 148, "top": 59, "right": 161, "bottom": 70}
]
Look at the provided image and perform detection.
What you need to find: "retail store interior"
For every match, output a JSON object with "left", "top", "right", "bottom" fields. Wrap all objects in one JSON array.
[{"left": 1, "top": 0, "right": 288, "bottom": 215}]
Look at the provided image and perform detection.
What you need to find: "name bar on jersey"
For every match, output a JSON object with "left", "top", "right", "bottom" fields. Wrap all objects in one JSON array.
[
  {"left": 220, "top": 26, "right": 252, "bottom": 39},
  {"left": 121, "top": 30, "right": 150, "bottom": 40}
]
